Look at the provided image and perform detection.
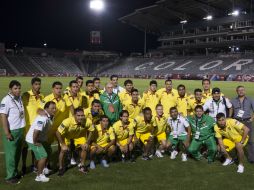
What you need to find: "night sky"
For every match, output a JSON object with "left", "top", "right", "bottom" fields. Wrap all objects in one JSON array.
[{"left": 0, "top": 0, "right": 158, "bottom": 54}]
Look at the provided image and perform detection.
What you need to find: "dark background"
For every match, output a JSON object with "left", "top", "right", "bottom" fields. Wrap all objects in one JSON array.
[{"left": 0, "top": 0, "right": 159, "bottom": 54}]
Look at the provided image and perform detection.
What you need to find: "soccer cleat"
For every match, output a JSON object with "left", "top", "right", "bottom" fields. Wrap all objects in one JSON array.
[
  {"left": 43, "top": 167, "right": 52, "bottom": 175},
  {"left": 101, "top": 159, "right": 109, "bottom": 168},
  {"left": 155, "top": 150, "right": 164, "bottom": 158},
  {"left": 222, "top": 158, "right": 233, "bottom": 166},
  {"left": 35, "top": 174, "right": 50, "bottom": 182},
  {"left": 170, "top": 150, "right": 178, "bottom": 160},
  {"left": 70, "top": 158, "right": 77, "bottom": 165},
  {"left": 6, "top": 177, "right": 20, "bottom": 185},
  {"left": 31, "top": 165, "right": 38, "bottom": 173},
  {"left": 121, "top": 154, "right": 126, "bottom": 163},
  {"left": 181, "top": 153, "right": 188, "bottom": 162},
  {"left": 90, "top": 161, "right": 96, "bottom": 170},
  {"left": 79, "top": 165, "right": 89, "bottom": 174},
  {"left": 237, "top": 164, "right": 244, "bottom": 173}
]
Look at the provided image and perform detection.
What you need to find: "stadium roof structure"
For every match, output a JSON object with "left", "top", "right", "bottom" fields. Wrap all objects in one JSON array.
[{"left": 119, "top": 0, "right": 252, "bottom": 35}]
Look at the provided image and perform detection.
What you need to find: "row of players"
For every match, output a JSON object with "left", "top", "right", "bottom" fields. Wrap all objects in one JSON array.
[{"left": 0, "top": 76, "right": 254, "bottom": 184}]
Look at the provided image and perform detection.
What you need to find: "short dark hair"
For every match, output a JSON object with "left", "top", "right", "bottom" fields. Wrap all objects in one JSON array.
[
  {"left": 165, "top": 79, "right": 172, "bottom": 84},
  {"left": 124, "top": 79, "right": 133, "bottom": 86},
  {"left": 131, "top": 88, "right": 138, "bottom": 94},
  {"left": 44, "top": 101, "right": 56, "bottom": 109},
  {"left": 74, "top": 107, "right": 84, "bottom": 115},
  {"left": 91, "top": 99, "right": 101, "bottom": 106},
  {"left": 177, "top": 84, "right": 185, "bottom": 90},
  {"left": 52, "top": 81, "right": 62, "bottom": 88},
  {"left": 194, "top": 88, "right": 202, "bottom": 94},
  {"left": 69, "top": 80, "right": 78, "bottom": 87},
  {"left": 120, "top": 110, "right": 129, "bottom": 117},
  {"left": 216, "top": 112, "right": 226, "bottom": 120},
  {"left": 143, "top": 107, "right": 152, "bottom": 114},
  {"left": 93, "top": 77, "right": 100, "bottom": 82},
  {"left": 9, "top": 80, "right": 21, "bottom": 89},
  {"left": 150, "top": 80, "right": 157, "bottom": 86},
  {"left": 76, "top": 76, "right": 83, "bottom": 81},
  {"left": 195, "top": 105, "right": 203, "bottom": 111},
  {"left": 86, "top": 80, "right": 93, "bottom": 86},
  {"left": 101, "top": 115, "right": 109, "bottom": 121},
  {"left": 170, "top": 107, "right": 177, "bottom": 112},
  {"left": 31, "top": 77, "right": 41, "bottom": 85},
  {"left": 236, "top": 85, "right": 244, "bottom": 91},
  {"left": 110, "top": 75, "right": 118, "bottom": 80},
  {"left": 156, "top": 104, "right": 163, "bottom": 109},
  {"left": 202, "top": 79, "right": 210, "bottom": 85}
]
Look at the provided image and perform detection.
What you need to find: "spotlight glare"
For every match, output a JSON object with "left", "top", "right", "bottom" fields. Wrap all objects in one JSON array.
[
  {"left": 203, "top": 15, "right": 213, "bottom": 20},
  {"left": 90, "top": 0, "right": 104, "bottom": 11},
  {"left": 180, "top": 20, "right": 188, "bottom": 24}
]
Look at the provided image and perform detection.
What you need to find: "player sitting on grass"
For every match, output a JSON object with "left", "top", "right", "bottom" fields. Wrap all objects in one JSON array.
[
  {"left": 25, "top": 101, "right": 56, "bottom": 182},
  {"left": 56, "top": 108, "right": 94, "bottom": 176},
  {"left": 90, "top": 115, "right": 116, "bottom": 169},
  {"left": 167, "top": 107, "right": 191, "bottom": 161}
]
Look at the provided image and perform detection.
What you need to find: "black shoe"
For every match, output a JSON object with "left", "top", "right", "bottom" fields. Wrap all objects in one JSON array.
[
  {"left": 58, "top": 168, "right": 65, "bottom": 176},
  {"left": 6, "top": 177, "right": 20, "bottom": 185},
  {"left": 130, "top": 154, "right": 136, "bottom": 163},
  {"left": 78, "top": 165, "right": 88, "bottom": 174}
]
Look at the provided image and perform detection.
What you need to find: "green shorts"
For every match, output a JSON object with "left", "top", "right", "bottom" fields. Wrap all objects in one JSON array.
[
  {"left": 27, "top": 142, "right": 51, "bottom": 160},
  {"left": 168, "top": 134, "right": 187, "bottom": 146}
]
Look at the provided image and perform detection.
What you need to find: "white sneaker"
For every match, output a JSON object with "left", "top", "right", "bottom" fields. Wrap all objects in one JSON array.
[
  {"left": 35, "top": 174, "right": 50, "bottom": 182},
  {"left": 170, "top": 150, "right": 178, "bottom": 160},
  {"left": 101, "top": 159, "right": 109, "bottom": 168},
  {"left": 70, "top": 158, "right": 77, "bottom": 165},
  {"left": 155, "top": 150, "right": 164, "bottom": 158},
  {"left": 90, "top": 161, "right": 96, "bottom": 169},
  {"left": 181, "top": 153, "right": 187, "bottom": 162},
  {"left": 222, "top": 158, "right": 233, "bottom": 166},
  {"left": 237, "top": 164, "right": 244, "bottom": 173},
  {"left": 43, "top": 167, "right": 52, "bottom": 175}
]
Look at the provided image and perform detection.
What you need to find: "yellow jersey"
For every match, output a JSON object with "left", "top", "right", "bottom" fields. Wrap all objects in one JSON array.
[
  {"left": 154, "top": 115, "right": 168, "bottom": 135},
  {"left": 176, "top": 94, "right": 192, "bottom": 117},
  {"left": 22, "top": 90, "right": 44, "bottom": 132},
  {"left": 142, "top": 90, "right": 160, "bottom": 115},
  {"left": 157, "top": 88, "right": 177, "bottom": 115},
  {"left": 93, "top": 124, "right": 115, "bottom": 147},
  {"left": 134, "top": 115, "right": 156, "bottom": 134},
  {"left": 58, "top": 117, "right": 94, "bottom": 139},
  {"left": 118, "top": 89, "right": 132, "bottom": 106},
  {"left": 188, "top": 98, "right": 206, "bottom": 115},
  {"left": 81, "top": 91, "right": 100, "bottom": 109},
  {"left": 123, "top": 99, "right": 144, "bottom": 119},
  {"left": 63, "top": 92, "right": 85, "bottom": 116},
  {"left": 214, "top": 119, "right": 247, "bottom": 142},
  {"left": 113, "top": 119, "right": 135, "bottom": 141}
]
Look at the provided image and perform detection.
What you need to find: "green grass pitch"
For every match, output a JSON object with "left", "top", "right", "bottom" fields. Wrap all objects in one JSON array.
[{"left": 0, "top": 77, "right": 254, "bottom": 190}]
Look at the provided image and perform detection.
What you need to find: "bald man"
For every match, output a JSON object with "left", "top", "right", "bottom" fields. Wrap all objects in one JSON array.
[{"left": 100, "top": 82, "right": 122, "bottom": 124}]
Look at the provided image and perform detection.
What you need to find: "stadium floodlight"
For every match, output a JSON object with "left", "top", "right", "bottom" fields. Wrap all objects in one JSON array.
[
  {"left": 90, "top": 0, "right": 105, "bottom": 12},
  {"left": 228, "top": 10, "right": 240, "bottom": 16},
  {"left": 203, "top": 15, "right": 213, "bottom": 20},
  {"left": 180, "top": 20, "right": 188, "bottom": 24},
  {"left": 43, "top": 43, "right": 47, "bottom": 47}
]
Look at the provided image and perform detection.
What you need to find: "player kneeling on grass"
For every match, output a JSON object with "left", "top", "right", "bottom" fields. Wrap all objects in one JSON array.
[
  {"left": 215, "top": 113, "right": 249, "bottom": 173},
  {"left": 90, "top": 115, "right": 116, "bottom": 169},
  {"left": 187, "top": 105, "right": 217, "bottom": 163},
  {"left": 134, "top": 107, "right": 155, "bottom": 160},
  {"left": 25, "top": 101, "right": 56, "bottom": 182},
  {"left": 153, "top": 104, "right": 170, "bottom": 158},
  {"left": 167, "top": 107, "right": 191, "bottom": 161},
  {"left": 113, "top": 110, "right": 136, "bottom": 162},
  {"left": 56, "top": 108, "right": 94, "bottom": 176}
]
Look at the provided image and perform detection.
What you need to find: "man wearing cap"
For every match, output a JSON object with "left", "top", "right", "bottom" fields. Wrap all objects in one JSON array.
[
  {"left": 230, "top": 85, "right": 254, "bottom": 163},
  {"left": 203, "top": 87, "right": 233, "bottom": 120}
]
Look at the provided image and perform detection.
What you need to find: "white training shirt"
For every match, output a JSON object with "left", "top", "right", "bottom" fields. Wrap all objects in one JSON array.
[
  {"left": 167, "top": 115, "right": 190, "bottom": 136},
  {"left": 0, "top": 93, "right": 25, "bottom": 130},
  {"left": 203, "top": 96, "right": 232, "bottom": 120},
  {"left": 113, "top": 86, "right": 124, "bottom": 94},
  {"left": 26, "top": 112, "right": 53, "bottom": 144}
]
